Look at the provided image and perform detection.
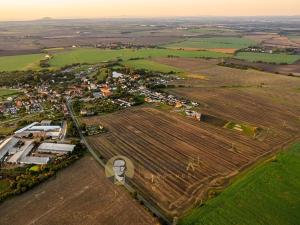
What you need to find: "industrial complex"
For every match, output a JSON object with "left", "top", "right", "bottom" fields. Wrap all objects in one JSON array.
[{"left": 0, "top": 120, "right": 75, "bottom": 166}]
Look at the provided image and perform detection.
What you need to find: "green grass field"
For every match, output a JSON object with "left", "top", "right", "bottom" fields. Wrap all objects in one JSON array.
[
  {"left": 0, "top": 54, "right": 45, "bottom": 71},
  {"left": 48, "top": 48, "right": 229, "bottom": 69},
  {"left": 165, "top": 37, "right": 257, "bottom": 50},
  {"left": 0, "top": 88, "right": 21, "bottom": 98},
  {"left": 179, "top": 142, "right": 300, "bottom": 225},
  {"left": 187, "top": 28, "right": 238, "bottom": 36},
  {"left": 123, "top": 59, "right": 183, "bottom": 73},
  {"left": 0, "top": 48, "right": 229, "bottom": 72},
  {"left": 235, "top": 52, "right": 300, "bottom": 64}
]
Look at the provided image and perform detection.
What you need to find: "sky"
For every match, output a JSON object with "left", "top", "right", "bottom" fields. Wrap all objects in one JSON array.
[{"left": 0, "top": 0, "right": 299, "bottom": 21}]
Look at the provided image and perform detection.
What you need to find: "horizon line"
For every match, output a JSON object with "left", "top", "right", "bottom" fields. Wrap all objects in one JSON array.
[{"left": 0, "top": 15, "right": 300, "bottom": 23}]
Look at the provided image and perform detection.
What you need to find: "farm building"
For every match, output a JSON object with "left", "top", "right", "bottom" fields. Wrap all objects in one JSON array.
[
  {"left": 37, "top": 143, "right": 75, "bottom": 154},
  {"left": 112, "top": 71, "right": 123, "bottom": 78},
  {"left": 40, "top": 120, "right": 52, "bottom": 126},
  {"left": 0, "top": 138, "right": 50, "bottom": 165},
  {"left": 20, "top": 156, "right": 50, "bottom": 165},
  {"left": 0, "top": 137, "right": 20, "bottom": 162},
  {"left": 7, "top": 140, "right": 34, "bottom": 164},
  {"left": 14, "top": 122, "right": 62, "bottom": 139}
]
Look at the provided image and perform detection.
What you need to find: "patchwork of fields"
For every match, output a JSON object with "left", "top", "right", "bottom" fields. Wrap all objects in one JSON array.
[
  {"left": 0, "top": 47, "right": 299, "bottom": 72},
  {"left": 165, "top": 37, "right": 257, "bottom": 51},
  {"left": 82, "top": 105, "right": 299, "bottom": 217},
  {"left": 0, "top": 48, "right": 230, "bottom": 72},
  {"left": 48, "top": 48, "right": 229, "bottom": 69},
  {"left": 179, "top": 141, "right": 300, "bottom": 225}
]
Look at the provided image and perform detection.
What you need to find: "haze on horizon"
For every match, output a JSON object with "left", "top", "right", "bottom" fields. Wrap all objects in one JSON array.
[{"left": 0, "top": 0, "right": 300, "bottom": 21}]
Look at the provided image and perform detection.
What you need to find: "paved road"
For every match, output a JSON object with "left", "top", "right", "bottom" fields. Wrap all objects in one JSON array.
[{"left": 66, "top": 99, "right": 172, "bottom": 225}]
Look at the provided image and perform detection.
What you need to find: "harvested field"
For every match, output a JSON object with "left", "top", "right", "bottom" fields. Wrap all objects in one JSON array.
[
  {"left": 81, "top": 105, "right": 298, "bottom": 217},
  {"left": 225, "top": 58, "right": 300, "bottom": 76},
  {"left": 0, "top": 155, "right": 158, "bottom": 225},
  {"left": 179, "top": 142, "right": 300, "bottom": 225},
  {"left": 243, "top": 33, "right": 279, "bottom": 43},
  {"left": 170, "top": 87, "right": 300, "bottom": 136},
  {"left": 162, "top": 59, "right": 300, "bottom": 136},
  {"left": 261, "top": 36, "right": 300, "bottom": 49},
  {"left": 153, "top": 57, "right": 300, "bottom": 86}
]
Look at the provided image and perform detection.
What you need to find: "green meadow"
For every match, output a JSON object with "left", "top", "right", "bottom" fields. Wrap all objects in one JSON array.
[
  {"left": 0, "top": 54, "right": 45, "bottom": 71},
  {"left": 179, "top": 142, "right": 300, "bottom": 225},
  {"left": 0, "top": 48, "right": 229, "bottom": 72},
  {"left": 0, "top": 47, "right": 297, "bottom": 72},
  {"left": 165, "top": 37, "right": 257, "bottom": 49},
  {"left": 235, "top": 52, "right": 300, "bottom": 64},
  {"left": 0, "top": 88, "right": 21, "bottom": 98},
  {"left": 48, "top": 48, "right": 229, "bottom": 68},
  {"left": 187, "top": 28, "right": 238, "bottom": 36},
  {"left": 123, "top": 59, "right": 183, "bottom": 73}
]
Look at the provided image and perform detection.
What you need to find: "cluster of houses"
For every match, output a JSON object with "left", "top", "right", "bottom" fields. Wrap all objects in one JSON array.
[
  {"left": 242, "top": 47, "right": 273, "bottom": 54},
  {"left": 0, "top": 97, "right": 44, "bottom": 117},
  {"left": 0, "top": 120, "right": 74, "bottom": 166},
  {"left": 0, "top": 83, "right": 67, "bottom": 118},
  {"left": 71, "top": 68, "right": 202, "bottom": 121},
  {"left": 139, "top": 86, "right": 201, "bottom": 120}
]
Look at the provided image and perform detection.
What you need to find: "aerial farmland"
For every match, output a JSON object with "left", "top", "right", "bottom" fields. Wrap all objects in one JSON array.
[{"left": 0, "top": 15, "right": 299, "bottom": 225}]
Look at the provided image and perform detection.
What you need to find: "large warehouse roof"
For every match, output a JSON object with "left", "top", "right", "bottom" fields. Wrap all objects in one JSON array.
[
  {"left": 0, "top": 137, "right": 20, "bottom": 161},
  {"left": 21, "top": 156, "right": 50, "bottom": 165},
  {"left": 7, "top": 141, "right": 34, "bottom": 163},
  {"left": 14, "top": 122, "right": 38, "bottom": 134},
  {"left": 38, "top": 143, "right": 75, "bottom": 153},
  {"left": 28, "top": 126, "right": 61, "bottom": 132}
]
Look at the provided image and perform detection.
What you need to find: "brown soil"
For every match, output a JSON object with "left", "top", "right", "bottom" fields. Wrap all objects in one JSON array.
[
  {"left": 82, "top": 103, "right": 299, "bottom": 217},
  {"left": 0, "top": 155, "right": 158, "bottom": 225}
]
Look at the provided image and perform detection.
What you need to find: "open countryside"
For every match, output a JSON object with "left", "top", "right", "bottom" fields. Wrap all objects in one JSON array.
[
  {"left": 235, "top": 52, "right": 300, "bottom": 64},
  {"left": 165, "top": 37, "right": 257, "bottom": 51},
  {"left": 179, "top": 142, "right": 300, "bottom": 225},
  {"left": 48, "top": 48, "right": 229, "bottom": 69},
  {"left": 0, "top": 15, "right": 299, "bottom": 225}
]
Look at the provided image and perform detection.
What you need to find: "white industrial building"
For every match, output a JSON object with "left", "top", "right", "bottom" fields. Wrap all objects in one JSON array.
[
  {"left": 0, "top": 120, "right": 73, "bottom": 166},
  {"left": 7, "top": 140, "right": 34, "bottom": 164},
  {"left": 14, "top": 122, "right": 62, "bottom": 139},
  {"left": 0, "top": 137, "right": 20, "bottom": 162},
  {"left": 4, "top": 140, "right": 50, "bottom": 165},
  {"left": 112, "top": 71, "right": 123, "bottom": 78},
  {"left": 20, "top": 156, "right": 50, "bottom": 165},
  {"left": 37, "top": 143, "right": 75, "bottom": 154}
]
